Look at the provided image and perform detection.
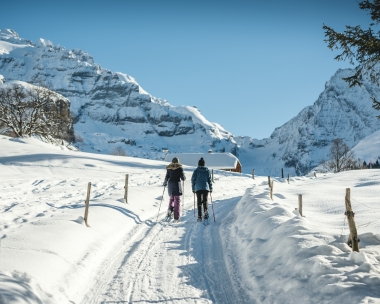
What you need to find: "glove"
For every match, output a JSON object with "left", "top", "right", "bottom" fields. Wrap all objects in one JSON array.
[
  {"left": 210, "top": 190, "right": 212, "bottom": 193},
  {"left": 192, "top": 190, "right": 195, "bottom": 193},
  {"left": 163, "top": 183, "right": 167, "bottom": 187}
]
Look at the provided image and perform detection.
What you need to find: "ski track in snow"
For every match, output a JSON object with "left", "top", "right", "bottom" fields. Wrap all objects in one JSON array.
[{"left": 80, "top": 198, "right": 247, "bottom": 304}]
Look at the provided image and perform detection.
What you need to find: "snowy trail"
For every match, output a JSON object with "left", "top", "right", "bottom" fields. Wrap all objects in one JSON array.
[
  {"left": 80, "top": 197, "right": 248, "bottom": 304},
  {"left": 3, "top": 137, "right": 380, "bottom": 303}
]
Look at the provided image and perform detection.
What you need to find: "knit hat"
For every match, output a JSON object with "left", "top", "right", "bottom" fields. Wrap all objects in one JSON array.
[
  {"left": 172, "top": 157, "right": 179, "bottom": 163},
  {"left": 198, "top": 157, "right": 205, "bottom": 166}
]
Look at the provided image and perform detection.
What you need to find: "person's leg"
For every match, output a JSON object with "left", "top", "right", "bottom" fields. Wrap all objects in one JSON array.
[
  {"left": 201, "top": 190, "right": 209, "bottom": 218},
  {"left": 196, "top": 191, "right": 203, "bottom": 218},
  {"left": 168, "top": 196, "right": 174, "bottom": 215},
  {"left": 174, "top": 196, "right": 181, "bottom": 220}
]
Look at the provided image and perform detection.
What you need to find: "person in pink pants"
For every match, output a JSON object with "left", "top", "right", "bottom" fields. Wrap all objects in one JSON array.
[{"left": 163, "top": 157, "right": 186, "bottom": 221}]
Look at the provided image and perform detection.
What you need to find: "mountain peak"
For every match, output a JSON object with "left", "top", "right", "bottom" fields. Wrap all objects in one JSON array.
[
  {"left": 0, "top": 28, "right": 19, "bottom": 38},
  {"left": 35, "top": 38, "right": 54, "bottom": 48}
]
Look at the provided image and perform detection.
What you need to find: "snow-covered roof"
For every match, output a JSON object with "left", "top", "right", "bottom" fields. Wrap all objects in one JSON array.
[{"left": 164, "top": 152, "right": 239, "bottom": 170}]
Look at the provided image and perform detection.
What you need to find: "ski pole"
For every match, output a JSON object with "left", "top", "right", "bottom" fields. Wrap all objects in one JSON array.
[
  {"left": 193, "top": 192, "right": 196, "bottom": 217},
  {"left": 210, "top": 192, "right": 216, "bottom": 222},
  {"left": 182, "top": 180, "right": 185, "bottom": 218},
  {"left": 156, "top": 186, "right": 166, "bottom": 222}
]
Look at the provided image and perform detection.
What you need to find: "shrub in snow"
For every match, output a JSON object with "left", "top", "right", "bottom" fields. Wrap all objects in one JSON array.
[{"left": 111, "top": 146, "right": 127, "bottom": 156}]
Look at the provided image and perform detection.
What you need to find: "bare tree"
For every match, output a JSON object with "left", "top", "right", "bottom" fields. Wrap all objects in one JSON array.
[
  {"left": 111, "top": 146, "right": 127, "bottom": 156},
  {"left": 0, "top": 84, "right": 72, "bottom": 140},
  {"left": 326, "top": 138, "right": 356, "bottom": 172}
]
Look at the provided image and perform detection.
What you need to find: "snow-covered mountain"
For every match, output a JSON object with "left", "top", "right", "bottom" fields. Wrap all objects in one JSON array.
[
  {"left": 237, "top": 68, "right": 380, "bottom": 175},
  {"left": 0, "top": 28, "right": 237, "bottom": 160},
  {"left": 1, "top": 28, "right": 380, "bottom": 175}
]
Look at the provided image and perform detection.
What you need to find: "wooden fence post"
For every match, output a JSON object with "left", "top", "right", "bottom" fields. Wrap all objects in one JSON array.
[
  {"left": 268, "top": 176, "right": 271, "bottom": 187},
  {"left": 298, "top": 194, "right": 302, "bottom": 216},
  {"left": 252, "top": 169, "right": 255, "bottom": 179},
  {"left": 281, "top": 168, "right": 284, "bottom": 178},
  {"left": 287, "top": 174, "right": 290, "bottom": 184},
  {"left": 270, "top": 181, "right": 274, "bottom": 200},
  {"left": 314, "top": 171, "right": 317, "bottom": 178},
  {"left": 212, "top": 169, "right": 214, "bottom": 183},
  {"left": 84, "top": 182, "right": 91, "bottom": 227},
  {"left": 345, "top": 188, "right": 359, "bottom": 252},
  {"left": 124, "top": 174, "right": 129, "bottom": 204}
]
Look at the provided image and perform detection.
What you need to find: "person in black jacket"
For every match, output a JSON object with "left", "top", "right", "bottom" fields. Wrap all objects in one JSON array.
[{"left": 163, "top": 157, "right": 186, "bottom": 221}]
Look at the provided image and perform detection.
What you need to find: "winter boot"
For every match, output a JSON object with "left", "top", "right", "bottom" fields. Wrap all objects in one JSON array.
[
  {"left": 204, "top": 211, "right": 209, "bottom": 220},
  {"left": 197, "top": 216, "right": 202, "bottom": 222}
]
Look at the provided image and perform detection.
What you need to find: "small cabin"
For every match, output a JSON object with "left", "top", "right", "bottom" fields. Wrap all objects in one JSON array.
[{"left": 164, "top": 152, "right": 242, "bottom": 173}]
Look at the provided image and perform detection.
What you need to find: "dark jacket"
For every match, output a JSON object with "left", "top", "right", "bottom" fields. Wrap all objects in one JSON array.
[
  {"left": 191, "top": 166, "right": 213, "bottom": 192},
  {"left": 164, "top": 163, "right": 186, "bottom": 196}
]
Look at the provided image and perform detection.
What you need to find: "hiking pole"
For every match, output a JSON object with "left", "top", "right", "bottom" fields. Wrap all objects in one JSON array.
[
  {"left": 210, "top": 192, "right": 216, "bottom": 222},
  {"left": 182, "top": 180, "right": 185, "bottom": 218},
  {"left": 156, "top": 186, "right": 166, "bottom": 222},
  {"left": 193, "top": 192, "right": 196, "bottom": 217}
]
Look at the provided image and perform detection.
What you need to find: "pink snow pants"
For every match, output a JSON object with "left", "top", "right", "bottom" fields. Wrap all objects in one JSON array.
[{"left": 168, "top": 195, "right": 181, "bottom": 220}]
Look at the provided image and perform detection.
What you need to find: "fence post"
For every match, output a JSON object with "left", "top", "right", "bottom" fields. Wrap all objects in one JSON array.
[
  {"left": 314, "top": 171, "right": 317, "bottom": 178},
  {"left": 281, "top": 168, "right": 284, "bottom": 178},
  {"left": 84, "top": 182, "right": 91, "bottom": 227},
  {"left": 270, "top": 181, "right": 274, "bottom": 200},
  {"left": 345, "top": 188, "right": 359, "bottom": 252},
  {"left": 268, "top": 176, "right": 271, "bottom": 187},
  {"left": 252, "top": 169, "right": 255, "bottom": 179},
  {"left": 124, "top": 174, "right": 129, "bottom": 204},
  {"left": 287, "top": 174, "right": 290, "bottom": 184},
  {"left": 212, "top": 169, "right": 214, "bottom": 183},
  {"left": 298, "top": 194, "right": 303, "bottom": 216}
]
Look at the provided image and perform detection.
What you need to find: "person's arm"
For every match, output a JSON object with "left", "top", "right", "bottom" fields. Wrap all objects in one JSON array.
[
  {"left": 207, "top": 169, "right": 213, "bottom": 192},
  {"left": 191, "top": 170, "right": 196, "bottom": 192},
  {"left": 163, "top": 170, "right": 169, "bottom": 186},
  {"left": 181, "top": 168, "right": 186, "bottom": 181}
]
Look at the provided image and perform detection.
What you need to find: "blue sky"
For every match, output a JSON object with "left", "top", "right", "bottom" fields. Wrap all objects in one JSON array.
[{"left": 1, "top": 0, "right": 371, "bottom": 139}]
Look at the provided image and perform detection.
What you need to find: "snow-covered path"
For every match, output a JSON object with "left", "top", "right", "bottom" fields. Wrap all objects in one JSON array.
[
  {"left": 2, "top": 136, "right": 380, "bottom": 303},
  {"left": 81, "top": 197, "right": 248, "bottom": 304}
]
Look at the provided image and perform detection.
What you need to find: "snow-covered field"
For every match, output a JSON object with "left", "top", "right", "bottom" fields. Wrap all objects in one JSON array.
[{"left": 1, "top": 135, "right": 380, "bottom": 303}]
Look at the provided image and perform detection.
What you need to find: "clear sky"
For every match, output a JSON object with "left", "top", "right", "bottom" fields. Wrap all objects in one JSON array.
[{"left": 0, "top": 0, "right": 371, "bottom": 139}]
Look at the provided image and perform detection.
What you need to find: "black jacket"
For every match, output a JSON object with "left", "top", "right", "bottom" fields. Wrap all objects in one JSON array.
[{"left": 164, "top": 163, "right": 186, "bottom": 196}]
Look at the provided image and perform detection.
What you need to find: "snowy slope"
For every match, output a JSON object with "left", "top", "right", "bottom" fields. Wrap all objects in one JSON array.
[
  {"left": 227, "top": 171, "right": 380, "bottom": 303},
  {"left": 352, "top": 130, "right": 380, "bottom": 164},
  {"left": 1, "top": 136, "right": 380, "bottom": 303}
]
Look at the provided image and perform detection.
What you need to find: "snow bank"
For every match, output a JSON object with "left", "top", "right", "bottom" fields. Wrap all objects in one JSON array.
[{"left": 223, "top": 172, "right": 380, "bottom": 303}]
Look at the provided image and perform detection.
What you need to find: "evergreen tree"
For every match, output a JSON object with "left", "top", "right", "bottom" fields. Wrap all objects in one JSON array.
[
  {"left": 363, "top": 160, "right": 368, "bottom": 168},
  {"left": 323, "top": 0, "right": 380, "bottom": 117}
]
